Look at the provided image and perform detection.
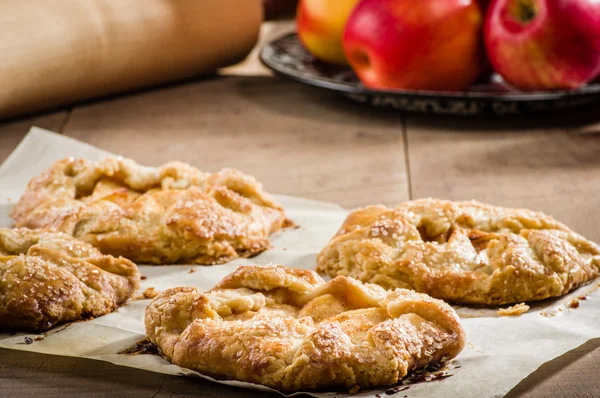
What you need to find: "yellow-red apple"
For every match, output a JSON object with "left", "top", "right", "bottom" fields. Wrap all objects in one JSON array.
[
  {"left": 297, "top": 0, "right": 361, "bottom": 65},
  {"left": 484, "top": 0, "right": 600, "bottom": 90},
  {"left": 342, "top": 0, "right": 485, "bottom": 91}
]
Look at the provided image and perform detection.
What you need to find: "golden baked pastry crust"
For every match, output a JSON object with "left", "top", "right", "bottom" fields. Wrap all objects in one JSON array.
[
  {"left": 0, "top": 228, "right": 139, "bottom": 331},
  {"left": 145, "top": 265, "right": 465, "bottom": 392},
  {"left": 12, "top": 157, "right": 289, "bottom": 265},
  {"left": 317, "top": 199, "right": 600, "bottom": 305}
]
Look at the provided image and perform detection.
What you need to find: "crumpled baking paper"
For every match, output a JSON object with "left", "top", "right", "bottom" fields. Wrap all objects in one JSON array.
[{"left": 0, "top": 127, "right": 598, "bottom": 398}]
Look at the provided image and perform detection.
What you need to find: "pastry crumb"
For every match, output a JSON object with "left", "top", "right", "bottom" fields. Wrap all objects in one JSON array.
[
  {"left": 140, "top": 275, "right": 147, "bottom": 280},
  {"left": 348, "top": 385, "right": 360, "bottom": 394},
  {"left": 188, "top": 268, "right": 196, "bottom": 274},
  {"left": 143, "top": 287, "right": 159, "bottom": 299},
  {"left": 497, "top": 303, "right": 530, "bottom": 317},
  {"left": 568, "top": 299, "right": 579, "bottom": 309}
]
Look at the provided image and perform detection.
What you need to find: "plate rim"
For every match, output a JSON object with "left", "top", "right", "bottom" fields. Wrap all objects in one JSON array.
[{"left": 260, "top": 32, "right": 600, "bottom": 103}]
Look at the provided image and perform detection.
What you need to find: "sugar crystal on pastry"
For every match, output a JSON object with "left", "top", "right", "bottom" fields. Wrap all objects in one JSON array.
[
  {"left": 0, "top": 228, "right": 139, "bottom": 331},
  {"left": 317, "top": 198, "right": 600, "bottom": 305},
  {"left": 12, "top": 157, "right": 290, "bottom": 265}
]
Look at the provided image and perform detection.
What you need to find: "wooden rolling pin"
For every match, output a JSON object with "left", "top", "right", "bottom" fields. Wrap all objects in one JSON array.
[{"left": 0, "top": 0, "right": 263, "bottom": 119}]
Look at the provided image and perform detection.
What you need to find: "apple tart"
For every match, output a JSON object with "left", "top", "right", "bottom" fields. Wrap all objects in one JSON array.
[
  {"left": 145, "top": 265, "right": 465, "bottom": 392},
  {"left": 0, "top": 228, "right": 139, "bottom": 331},
  {"left": 12, "top": 157, "right": 290, "bottom": 265},
  {"left": 317, "top": 199, "right": 600, "bottom": 305}
]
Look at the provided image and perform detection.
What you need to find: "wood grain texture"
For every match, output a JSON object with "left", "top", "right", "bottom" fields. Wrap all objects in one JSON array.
[
  {"left": 62, "top": 75, "right": 409, "bottom": 208},
  {"left": 0, "top": 112, "right": 68, "bottom": 164},
  {"left": 405, "top": 104, "right": 600, "bottom": 242},
  {"left": 0, "top": 348, "right": 278, "bottom": 398}
]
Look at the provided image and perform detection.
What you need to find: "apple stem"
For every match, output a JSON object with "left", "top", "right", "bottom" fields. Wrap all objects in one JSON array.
[{"left": 515, "top": 0, "right": 537, "bottom": 23}]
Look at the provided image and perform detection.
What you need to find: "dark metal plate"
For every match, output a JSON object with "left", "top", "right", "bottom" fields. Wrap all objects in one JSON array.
[{"left": 260, "top": 32, "right": 600, "bottom": 116}]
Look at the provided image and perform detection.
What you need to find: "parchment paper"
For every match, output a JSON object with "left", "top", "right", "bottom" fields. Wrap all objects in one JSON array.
[{"left": 0, "top": 127, "right": 598, "bottom": 398}]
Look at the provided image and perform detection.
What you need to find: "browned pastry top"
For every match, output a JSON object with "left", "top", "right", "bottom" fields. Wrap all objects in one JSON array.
[
  {"left": 12, "top": 157, "right": 290, "bottom": 265},
  {"left": 317, "top": 199, "right": 600, "bottom": 305},
  {"left": 145, "top": 265, "right": 465, "bottom": 392},
  {"left": 0, "top": 228, "right": 139, "bottom": 331}
]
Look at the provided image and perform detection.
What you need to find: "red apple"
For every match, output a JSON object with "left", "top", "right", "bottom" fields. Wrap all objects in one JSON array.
[
  {"left": 485, "top": 0, "right": 600, "bottom": 90},
  {"left": 342, "top": 0, "right": 485, "bottom": 91}
]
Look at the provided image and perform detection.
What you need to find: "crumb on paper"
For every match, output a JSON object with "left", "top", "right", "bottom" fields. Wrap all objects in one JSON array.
[
  {"left": 568, "top": 299, "right": 580, "bottom": 309},
  {"left": 540, "top": 310, "right": 554, "bottom": 317},
  {"left": 385, "top": 385, "right": 411, "bottom": 395},
  {"left": 140, "top": 275, "right": 147, "bottom": 280},
  {"left": 465, "top": 341, "right": 483, "bottom": 353},
  {"left": 143, "top": 287, "right": 159, "bottom": 299},
  {"left": 578, "top": 296, "right": 587, "bottom": 301},
  {"left": 497, "top": 302, "right": 530, "bottom": 317},
  {"left": 188, "top": 268, "right": 196, "bottom": 274},
  {"left": 348, "top": 385, "right": 360, "bottom": 394}
]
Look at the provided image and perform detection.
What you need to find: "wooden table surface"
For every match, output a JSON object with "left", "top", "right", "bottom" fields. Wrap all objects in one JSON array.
[{"left": 1, "top": 20, "right": 599, "bottom": 398}]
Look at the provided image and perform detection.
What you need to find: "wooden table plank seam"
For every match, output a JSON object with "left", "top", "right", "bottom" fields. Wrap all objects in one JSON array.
[{"left": 401, "top": 112, "right": 413, "bottom": 200}]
